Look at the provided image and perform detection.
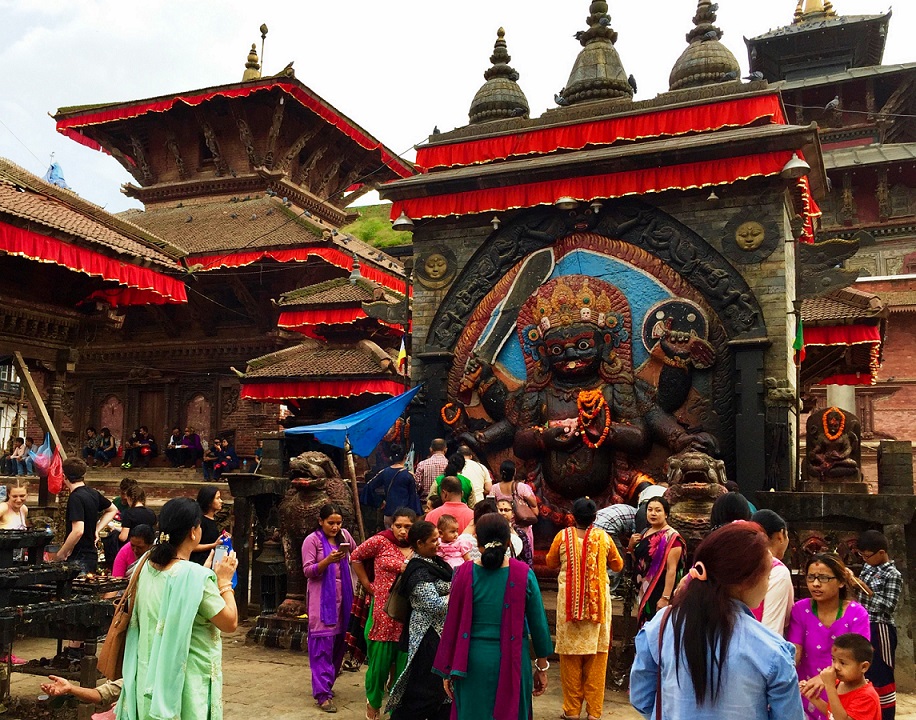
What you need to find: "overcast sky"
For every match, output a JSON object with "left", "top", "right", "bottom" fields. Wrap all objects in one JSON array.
[{"left": 0, "top": 0, "right": 909, "bottom": 213}]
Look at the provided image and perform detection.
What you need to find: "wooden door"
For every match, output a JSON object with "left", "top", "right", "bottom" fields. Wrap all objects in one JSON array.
[{"left": 137, "top": 390, "right": 167, "bottom": 445}]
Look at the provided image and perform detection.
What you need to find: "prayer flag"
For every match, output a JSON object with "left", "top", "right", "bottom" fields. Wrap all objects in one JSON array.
[
  {"left": 793, "top": 316, "right": 805, "bottom": 365},
  {"left": 397, "top": 337, "right": 407, "bottom": 375}
]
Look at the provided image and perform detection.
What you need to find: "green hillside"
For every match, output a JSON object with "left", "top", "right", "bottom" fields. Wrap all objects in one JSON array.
[{"left": 342, "top": 203, "right": 412, "bottom": 248}]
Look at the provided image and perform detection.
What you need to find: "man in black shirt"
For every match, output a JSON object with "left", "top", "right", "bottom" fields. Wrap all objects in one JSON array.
[{"left": 54, "top": 458, "right": 117, "bottom": 573}]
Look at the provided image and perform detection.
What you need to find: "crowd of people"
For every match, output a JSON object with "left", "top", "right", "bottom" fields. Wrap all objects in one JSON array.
[{"left": 13, "top": 438, "right": 904, "bottom": 720}]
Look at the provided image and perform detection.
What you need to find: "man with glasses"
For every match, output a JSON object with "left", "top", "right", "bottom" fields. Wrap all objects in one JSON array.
[{"left": 856, "top": 531, "right": 902, "bottom": 720}]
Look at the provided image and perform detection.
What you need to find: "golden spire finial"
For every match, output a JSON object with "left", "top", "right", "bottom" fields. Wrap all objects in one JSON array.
[
  {"left": 797, "top": 0, "right": 837, "bottom": 22},
  {"left": 793, "top": 0, "right": 805, "bottom": 23},
  {"left": 242, "top": 43, "right": 261, "bottom": 81}
]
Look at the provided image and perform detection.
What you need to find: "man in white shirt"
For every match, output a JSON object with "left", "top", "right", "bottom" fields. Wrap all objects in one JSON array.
[{"left": 458, "top": 445, "right": 492, "bottom": 507}]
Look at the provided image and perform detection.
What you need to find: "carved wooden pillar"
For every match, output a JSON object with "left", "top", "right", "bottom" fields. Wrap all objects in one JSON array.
[
  {"left": 866, "top": 78, "right": 876, "bottom": 121},
  {"left": 840, "top": 172, "right": 857, "bottom": 225},
  {"left": 877, "top": 169, "right": 891, "bottom": 221}
]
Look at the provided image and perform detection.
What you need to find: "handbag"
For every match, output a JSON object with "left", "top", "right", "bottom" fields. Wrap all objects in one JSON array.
[
  {"left": 98, "top": 553, "right": 150, "bottom": 680},
  {"left": 383, "top": 572, "right": 409, "bottom": 623},
  {"left": 512, "top": 482, "right": 538, "bottom": 527}
]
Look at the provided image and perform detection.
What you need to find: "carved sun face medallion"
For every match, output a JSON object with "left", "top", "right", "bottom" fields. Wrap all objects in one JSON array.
[
  {"left": 735, "top": 221, "right": 766, "bottom": 251},
  {"left": 722, "top": 213, "right": 780, "bottom": 264},
  {"left": 416, "top": 248, "right": 457, "bottom": 290}
]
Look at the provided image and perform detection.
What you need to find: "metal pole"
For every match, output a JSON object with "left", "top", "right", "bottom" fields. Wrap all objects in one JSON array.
[{"left": 344, "top": 438, "right": 366, "bottom": 543}]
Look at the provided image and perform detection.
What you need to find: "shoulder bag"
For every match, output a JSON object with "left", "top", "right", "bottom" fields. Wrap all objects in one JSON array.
[
  {"left": 511, "top": 481, "right": 538, "bottom": 527},
  {"left": 97, "top": 552, "right": 151, "bottom": 680},
  {"left": 383, "top": 571, "right": 410, "bottom": 623}
]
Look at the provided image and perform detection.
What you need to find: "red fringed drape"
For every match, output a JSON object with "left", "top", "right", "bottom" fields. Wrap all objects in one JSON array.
[
  {"left": 797, "top": 176, "right": 821, "bottom": 244},
  {"left": 56, "top": 82, "right": 414, "bottom": 179},
  {"left": 241, "top": 378, "right": 405, "bottom": 401},
  {"left": 391, "top": 151, "right": 795, "bottom": 220},
  {"left": 278, "top": 308, "right": 400, "bottom": 331},
  {"left": 190, "top": 247, "right": 409, "bottom": 294},
  {"left": 806, "top": 324, "right": 882, "bottom": 386},
  {"left": 0, "top": 222, "right": 186, "bottom": 305},
  {"left": 416, "top": 94, "right": 786, "bottom": 170}
]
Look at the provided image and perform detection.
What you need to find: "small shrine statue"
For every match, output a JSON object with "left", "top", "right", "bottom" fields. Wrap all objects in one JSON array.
[
  {"left": 276, "top": 451, "right": 356, "bottom": 617},
  {"left": 805, "top": 406, "right": 862, "bottom": 483}
]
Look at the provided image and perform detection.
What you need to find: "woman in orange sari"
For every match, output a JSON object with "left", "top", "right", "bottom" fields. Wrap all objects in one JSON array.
[
  {"left": 546, "top": 498, "right": 623, "bottom": 720},
  {"left": 628, "top": 496, "right": 685, "bottom": 627}
]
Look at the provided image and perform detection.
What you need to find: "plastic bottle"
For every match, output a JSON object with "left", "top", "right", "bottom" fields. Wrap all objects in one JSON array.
[{"left": 242, "top": 458, "right": 248, "bottom": 472}]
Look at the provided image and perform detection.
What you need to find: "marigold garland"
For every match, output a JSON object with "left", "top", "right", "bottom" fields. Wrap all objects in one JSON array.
[
  {"left": 823, "top": 407, "right": 846, "bottom": 441},
  {"left": 441, "top": 403, "right": 462, "bottom": 426},
  {"left": 577, "top": 389, "right": 611, "bottom": 448}
]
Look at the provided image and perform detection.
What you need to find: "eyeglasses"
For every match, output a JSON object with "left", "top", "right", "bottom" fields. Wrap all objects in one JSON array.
[
  {"left": 806, "top": 574, "right": 838, "bottom": 584},
  {"left": 858, "top": 550, "right": 876, "bottom": 561}
]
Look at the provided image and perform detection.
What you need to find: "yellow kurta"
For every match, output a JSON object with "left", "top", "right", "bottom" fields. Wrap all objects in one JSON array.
[{"left": 546, "top": 527, "right": 623, "bottom": 655}]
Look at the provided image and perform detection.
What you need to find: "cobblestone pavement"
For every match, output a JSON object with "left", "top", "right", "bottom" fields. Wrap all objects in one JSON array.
[{"left": 8, "top": 628, "right": 916, "bottom": 719}]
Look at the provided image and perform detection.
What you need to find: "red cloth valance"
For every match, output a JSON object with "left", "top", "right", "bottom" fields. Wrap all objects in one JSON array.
[
  {"left": 241, "top": 378, "right": 405, "bottom": 401},
  {"left": 804, "top": 324, "right": 881, "bottom": 346},
  {"left": 797, "top": 176, "right": 821, "bottom": 244},
  {"left": 391, "top": 151, "right": 795, "bottom": 220},
  {"left": 0, "top": 222, "right": 186, "bottom": 305},
  {"left": 190, "top": 246, "right": 408, "bottom": 294},
  {"left": 806, "top": 323, "right": 882, "bottom": 386},
  {"left": 416, "top": 95, "right": 786, "bottom": 170},
  {"left": 278, "top": 308, "right": 400, "bottom": 331},
  {"left": 56, "top": 82, "right": 414, "bottom": 180}
]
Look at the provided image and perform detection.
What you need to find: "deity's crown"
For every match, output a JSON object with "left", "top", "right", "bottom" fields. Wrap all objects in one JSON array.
[{"left": 535, "top": 277, "right": 615, "bottom": 332}]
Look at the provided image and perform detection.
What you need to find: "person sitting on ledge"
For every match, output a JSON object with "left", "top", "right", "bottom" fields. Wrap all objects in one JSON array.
[
  {"left": 211, "top": 438, "right": 240, "bottom": 481},
  {"left": 121, "top": 426, "right": 158, "bottom": 469},
  {"left": 81, "top": 427, "right": 100, "bottom": 467}
]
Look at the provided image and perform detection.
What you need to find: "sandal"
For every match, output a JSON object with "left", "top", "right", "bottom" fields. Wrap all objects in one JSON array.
[
  {"left": 366, "top": 703, "right": 379, "bottom": 720},
  {"left": 319, "top": 700, "right": 337, "bottom": 713}
]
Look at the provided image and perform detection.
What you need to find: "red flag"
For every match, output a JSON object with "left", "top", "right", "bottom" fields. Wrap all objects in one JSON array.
[{"left": 47, "top": 446, "right": 64, "bottom": 494}]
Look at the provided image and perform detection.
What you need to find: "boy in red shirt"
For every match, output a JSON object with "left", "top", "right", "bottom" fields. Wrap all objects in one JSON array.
[{"left": 810, "top": 633, "right": 881, "bottom": 720}]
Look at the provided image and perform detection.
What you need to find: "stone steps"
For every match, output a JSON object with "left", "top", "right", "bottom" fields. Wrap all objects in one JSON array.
[{"left": 1, "top": 468, "right": 235, "bottom": 509}]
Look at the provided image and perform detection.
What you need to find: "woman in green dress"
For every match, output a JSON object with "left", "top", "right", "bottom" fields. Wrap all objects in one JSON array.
[
  {"left": 434, "top": 513, "right": 553, "bottom": 720},
  {"left": 117, "top": 497, "right": 239, "bottom": 720}
]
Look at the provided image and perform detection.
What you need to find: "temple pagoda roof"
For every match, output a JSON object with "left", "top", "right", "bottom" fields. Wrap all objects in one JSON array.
[
  {"left": 53, "top": 76, "right": 414, "bottom": 181},
  {"left": 0, "top": 158, "right": 182, "bottom": 267},
  {"left": 748, "top": 12, "right": 890, "bottom": 43},
  {"left": 823, "top": 143, "right": 916, "bottom": 172},
  {"left": 801, "top": 286, "right": 886, "bottom": 327},
  {"left": 240, "top": 337, "right": 405, "bottom": 400},
  {"left": 276, "top": 277, "right": 403, "bottom": 308},
  {"left": 779, "top": 62, "right": 916, "bottom": 90}
]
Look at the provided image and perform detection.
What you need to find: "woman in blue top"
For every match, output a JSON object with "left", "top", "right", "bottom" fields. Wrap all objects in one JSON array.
[
  {"left": 363, "top": 444, "right": 422, "bottom": 526},
  {"left": 630, "top": 521, "right": 803, "bottom": 720}
]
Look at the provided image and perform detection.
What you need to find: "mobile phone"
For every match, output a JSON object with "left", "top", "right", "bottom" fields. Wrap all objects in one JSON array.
[
  {"left": 339, "top": 542, "right": 351, "bottom": 552},
  {"left": 213, "top": 544, "right": 229, "bottom": 565}
]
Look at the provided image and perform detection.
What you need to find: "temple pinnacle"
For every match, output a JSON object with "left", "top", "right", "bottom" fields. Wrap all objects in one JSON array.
[
  {"left": 468, "top": 27, "right": 529, "bottom": 124},
  {"left": 558, "top": 1, "right": 632, "bottom": 105},
  {"left": 668, "top": 0, "right": 740, "bottom": 91},
  {"left": 242, "top": 43, "right": 261, "bottom": 81}
]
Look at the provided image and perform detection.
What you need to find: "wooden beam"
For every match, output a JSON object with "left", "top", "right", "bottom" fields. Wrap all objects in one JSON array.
[{"left": 12, "top": 352, "right": 67, "bottom": 460}]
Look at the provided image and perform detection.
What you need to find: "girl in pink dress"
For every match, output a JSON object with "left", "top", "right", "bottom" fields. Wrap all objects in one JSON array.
[{"left": 788, "top": 553, "right": 870, "bottom": 720}]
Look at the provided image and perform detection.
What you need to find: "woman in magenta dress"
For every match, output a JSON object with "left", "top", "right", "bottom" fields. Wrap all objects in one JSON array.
[
  {"left": 302, "top": 503, "right": 355, "bottom": 713},
  {"left": 350, "top": 507, "right": 416, "bottom": 720},
  {"left": 787, "top": 553, "right": 870, "bottom": 720}
]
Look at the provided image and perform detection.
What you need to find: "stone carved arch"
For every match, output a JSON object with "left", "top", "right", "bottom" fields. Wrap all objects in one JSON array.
[{"left": 426, "top": 199, "right": 765, "bottom": 351}]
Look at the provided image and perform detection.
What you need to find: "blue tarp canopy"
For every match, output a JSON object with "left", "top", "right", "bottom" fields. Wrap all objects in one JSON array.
[{"left": 283, "top": 385, "right": 420, "bottom": 457}]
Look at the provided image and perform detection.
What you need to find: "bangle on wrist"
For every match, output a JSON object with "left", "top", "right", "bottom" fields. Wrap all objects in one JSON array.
[
  {"left": 219, "top": 585, "right": 233, "bottom": 594},
  {"left": 661, "top": 594, "right": 671, "bottom": 600},
  {"left": 533, "top": 660, "right": 549, "bottom": 672}
]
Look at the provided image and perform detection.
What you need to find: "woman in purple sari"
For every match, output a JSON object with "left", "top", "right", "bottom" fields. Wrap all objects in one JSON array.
[
  {"left": 628, "top": 497, "right": 685, "bottom": 627},
  {"left": 302, "top": 503, "right": 355, "bottom": 713}
]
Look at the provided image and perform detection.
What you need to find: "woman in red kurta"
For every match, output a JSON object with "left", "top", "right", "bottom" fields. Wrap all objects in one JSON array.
[{"left": 351, "top": 507, "right": 416, "bottom": 720}]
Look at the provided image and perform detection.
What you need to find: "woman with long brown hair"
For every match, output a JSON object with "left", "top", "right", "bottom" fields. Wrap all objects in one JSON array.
[{"left": 630, "top": 521, "right": 803, "bottom": 719}]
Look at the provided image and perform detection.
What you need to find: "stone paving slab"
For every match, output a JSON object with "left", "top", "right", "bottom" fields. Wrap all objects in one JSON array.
[{"left": 7, "top": 628, "right": 916, "bottom": 719}]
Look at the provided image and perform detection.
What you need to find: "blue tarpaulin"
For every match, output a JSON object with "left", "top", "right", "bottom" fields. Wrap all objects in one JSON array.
[
  {"left": 283, "top": 384, "right": 420, "bottom": 457},
  {"left": 42, "top": 162, "right": 70, "bottom": 189}
]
